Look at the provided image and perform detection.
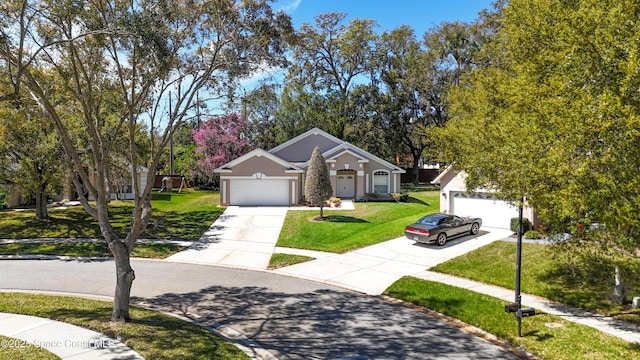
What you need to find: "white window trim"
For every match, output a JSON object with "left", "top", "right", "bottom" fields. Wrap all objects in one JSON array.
[{"left": 372, "top": 169, "right": 390, "bottom": 194}]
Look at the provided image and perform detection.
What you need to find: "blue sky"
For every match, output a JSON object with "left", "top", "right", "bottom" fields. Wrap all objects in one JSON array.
[
  {"left": 225, "top": 1, "right": 498, "bottom": 112},
  {"left": 275, "top": 0, "right": 496, "bottom": 36}
]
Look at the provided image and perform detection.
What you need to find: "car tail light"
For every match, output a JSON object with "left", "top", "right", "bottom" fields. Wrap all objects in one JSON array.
[{"left": 406, "top": 227, "right": 429, "bottom": 235}]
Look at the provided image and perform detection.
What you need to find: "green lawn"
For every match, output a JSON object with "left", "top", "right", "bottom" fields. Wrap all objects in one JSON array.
[
  {"left": 276, "top": 189, "right": 439, "bottom": 253},
  {"left": 0, "top": 241, "right": 185, "bottom": 259},
  {"left": 385, "top": 277, "right": 639, "bottom": 360},
  {"left": 0, "top": 293, "right": 249, "bottom": 359},
  {"left": 430, "top": 240, "right": 640, "bottom": 325},
  {"left": 0, "top": 190, "right": 222, "bottom": 241}
]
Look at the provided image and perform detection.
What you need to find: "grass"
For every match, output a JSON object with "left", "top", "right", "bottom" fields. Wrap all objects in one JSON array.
[
  {"left": 0, "top": 241, "right": 185, "bottom": 259},
  {"left": 0, "top": 189, "right": 222, "bottom": 241},
  {"left": 268, "top": 253, "right": 315, "bottom": 269},
  {"left": 276, "top": 189, "right": 439, "bottom": 253},
  {"left": 431, "top": 240, "right": 640, "bottom": 325},
  {"left": 0, "top": 335, "right": 59, "bottom": 360},
  {"left": 0, "top": 293, "right": 249, "bottom": 360},
  {"left": 385, "top": 277, "right": 639, "bottom": 360}
]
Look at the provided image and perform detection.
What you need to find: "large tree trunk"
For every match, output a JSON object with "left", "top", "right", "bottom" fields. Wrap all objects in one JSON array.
[
  {"left": 109, "top": 240, "right": 135, "bottom": 322},
  {"left": 34, "top": 184, "right": 48, "bottom": 220}
]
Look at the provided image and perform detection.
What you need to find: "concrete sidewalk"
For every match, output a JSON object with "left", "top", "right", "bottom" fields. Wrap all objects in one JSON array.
[
  {"left": 272, "top": 228, "right": 513, "bottom": 295},
  {"left": 163, "top": 204, "right": 640, "bottom": 345},
  {"left": 0, "top": 312, "right": 142, "bottom": 359},
  {"left": 412, "top": 271, "right": 640, "bottom": 345}
]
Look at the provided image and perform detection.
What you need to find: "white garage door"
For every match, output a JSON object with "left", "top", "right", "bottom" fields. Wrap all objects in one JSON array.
[
  {"left": 230, "top": 179, "right": 290, "bottom": 206},
  {"left": 451, "top": 192, "right": 518, "bottom": 229}
]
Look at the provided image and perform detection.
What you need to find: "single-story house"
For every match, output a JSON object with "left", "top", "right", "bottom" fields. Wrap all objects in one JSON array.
[
  {"left": 432, "top": 165, "right": 538, "bottom": 229},
  {"left": 61, "top": 165, "right": 150, "bottom": 202},
  {"left": 214, "top": 128, "right": 405, "bottom": 206}
]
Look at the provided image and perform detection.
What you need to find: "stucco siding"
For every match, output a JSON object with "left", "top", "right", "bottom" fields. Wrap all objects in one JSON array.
[{"left": 229, "top": 155, "right": 289, "bottom": 176}]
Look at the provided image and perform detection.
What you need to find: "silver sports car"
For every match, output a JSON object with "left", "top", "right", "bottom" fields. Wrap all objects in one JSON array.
[{"left": 405, "top": 213, "right": 482, "bottom": 246}]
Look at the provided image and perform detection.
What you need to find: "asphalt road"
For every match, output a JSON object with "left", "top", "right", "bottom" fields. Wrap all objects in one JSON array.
[{"left": 0, "top": 259, "right": 519, "bottom": 360}]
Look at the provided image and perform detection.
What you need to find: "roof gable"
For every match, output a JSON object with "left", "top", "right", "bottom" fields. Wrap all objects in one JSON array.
[
  {"left": 269, "top": 128, "right": 344, "bottom": 162},
  {"left": 324, "top": 143, "right": 405, "bottom": 173},
  {"left": 214, "top": 148, "right": 303, "bottom": 173}
]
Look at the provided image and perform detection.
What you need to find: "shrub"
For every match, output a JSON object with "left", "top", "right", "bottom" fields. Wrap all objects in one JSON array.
[
  {"left": 391, "top": 193, "right": 409, "bottom": 202},
  {"left": 510, "top": 217, "right": 531, "bottom": 233},
  {"left": 524, "top": 230, "right": 541, "bottom": 239}
]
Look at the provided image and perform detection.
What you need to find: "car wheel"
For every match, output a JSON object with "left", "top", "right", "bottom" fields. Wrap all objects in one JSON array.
[
  {"left": 470, "top": 223, "right": 480, "bottom": 235},
  {"left": 436, "top": 233, "right": 447, "bottom": 246}
]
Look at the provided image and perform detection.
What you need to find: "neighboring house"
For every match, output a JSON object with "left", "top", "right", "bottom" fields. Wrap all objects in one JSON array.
[
  {"left": 432, "top": 166, "right": 538, "bottom": 229},
  {"left": 215, "top": 128, "right": 405, "bottom": 206},
  {"left": 61, "top": 165, "right": 150, "bottom": 202}
]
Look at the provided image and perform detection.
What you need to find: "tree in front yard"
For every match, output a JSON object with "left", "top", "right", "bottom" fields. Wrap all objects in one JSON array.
[
  {"left": 0, "top": 0, "right": 292, "bottom": 323},
  {"left": 305, "top": 146, "right": 333, "bottom": 218},
  {"left": 192, "top": 113, "right": 252, "bottom": 189}
]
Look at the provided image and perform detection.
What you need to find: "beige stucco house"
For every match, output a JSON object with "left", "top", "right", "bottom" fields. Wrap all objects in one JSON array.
[
  {"left": 214, "top": 128, "right": 405, "bottom": 206},
  {"left": 432, "top": 165, "right": 538, "bottom": 229}
]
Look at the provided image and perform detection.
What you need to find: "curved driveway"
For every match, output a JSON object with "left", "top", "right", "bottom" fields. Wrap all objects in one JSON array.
[{"left": 0, "top": 259, "right": 519, "bottom": 360}]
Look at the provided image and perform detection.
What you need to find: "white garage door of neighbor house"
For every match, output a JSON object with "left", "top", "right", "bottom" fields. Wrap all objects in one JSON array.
[
  {"left": 230, "top": 179, "right": 290, "bottom": 206},
  {"left": 450, "top": 192, "right": 518, "bottom": 229}
]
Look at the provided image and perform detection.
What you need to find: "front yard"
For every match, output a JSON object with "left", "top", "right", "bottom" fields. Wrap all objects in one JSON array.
[
  {"left": 277, "top": 188, "right": 439, "bottom": 253},
  {"left": 0, "top": 190, "right": 222, "bottom": 258},
  {"left": 430, "top": 240, "right": 640, "bottom": 325}
]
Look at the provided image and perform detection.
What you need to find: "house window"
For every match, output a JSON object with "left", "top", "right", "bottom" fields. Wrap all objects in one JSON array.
[{"left": 373, "top": 170, "right": 389, "bottom": 193}]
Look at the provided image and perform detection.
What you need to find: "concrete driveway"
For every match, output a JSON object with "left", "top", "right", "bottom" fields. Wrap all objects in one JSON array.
[
  {"left": 273, "top": 228, "right": 513, "bottom": 295},
  {"left": 166, "top": 206, "right": 289, "bottom": 269},
  {"left": 166, "top": 205, "right": 512, "bottom": 295}
]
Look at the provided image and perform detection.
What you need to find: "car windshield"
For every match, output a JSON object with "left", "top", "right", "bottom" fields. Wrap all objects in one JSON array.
[{"left": 417, "top": 215, "right": 445, "bottom": 226}]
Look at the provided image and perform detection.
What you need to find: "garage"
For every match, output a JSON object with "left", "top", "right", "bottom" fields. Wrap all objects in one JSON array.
[
  {"left": 450, "top": 191, "right": 518, "bottom": 229},
  {"left": 229, "top": 179, "right": 290, "bottom": 206}
]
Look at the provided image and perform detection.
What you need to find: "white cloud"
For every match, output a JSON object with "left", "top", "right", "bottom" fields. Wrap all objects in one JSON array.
[{"left": 277, "top": 0, "right": 301, "bottom": 13}]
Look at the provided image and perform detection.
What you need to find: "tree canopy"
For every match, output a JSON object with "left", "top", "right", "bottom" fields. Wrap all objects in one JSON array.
[
  {"left": 439, "top": 0, "right": 640, "bottom": 248},
  {"left": 0, "top": 0, "right": 293, "bottom": 322}
]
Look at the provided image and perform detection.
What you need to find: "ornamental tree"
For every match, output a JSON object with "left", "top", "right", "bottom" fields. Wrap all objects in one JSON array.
[
  {"left": 192, "top": 113, "right": 252, "bottom": 188},
  {"left": 304, "top": 146, "right": 333, "bottom": 218}
]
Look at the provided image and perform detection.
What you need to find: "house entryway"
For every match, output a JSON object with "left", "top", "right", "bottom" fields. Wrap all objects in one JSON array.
[{"left": 336, "top": 171, "right": 355, "bottom": 198}]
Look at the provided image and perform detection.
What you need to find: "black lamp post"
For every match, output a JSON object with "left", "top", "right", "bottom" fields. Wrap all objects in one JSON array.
[{"left": 504, "top": 198, "right": 535, "bottom": 336}]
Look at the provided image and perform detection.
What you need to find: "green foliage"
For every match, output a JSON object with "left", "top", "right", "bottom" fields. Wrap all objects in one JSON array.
[
  {"left": 431, "top": 241, "right": 640, "bottom": 324},
  {"left": 304, "top": 147, "right": 332, "bottom": 210},
  {"left": 385, "top": 277, "right": 638, "bottom": 360},
  {"left": 0, "top": 190, "right": 222, "bottom": 241},
  {"left": 0, "top": 241, "right": 184, "bottom": 259},
  {"left": 524, "top": 230, "right": 541, "bottom": 239},
  {"left": 0, "top": 293, "right": 249, "bottom": 359},
  {"left": 440, "top": 0, "right": 640, "bottom": 247},
  {"left": 278, "top": 190, "right": 439, "bottom": 253},
  {"left": 268, "top": 253, "right": 315, "bottom": 269},
  {"left": 510, "top": 217, "right": 531, "bottom": 233}
]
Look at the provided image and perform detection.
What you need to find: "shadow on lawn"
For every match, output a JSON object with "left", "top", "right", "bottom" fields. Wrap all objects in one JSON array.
[
  {"left": 327, "top": 215, "right": 368, "bottom": 223},
  {"left": 406, "top": 196, "right": 430, "bottom": 206},
  {"left": 536, "top": 243, "right": 640, "bottom": 325}
]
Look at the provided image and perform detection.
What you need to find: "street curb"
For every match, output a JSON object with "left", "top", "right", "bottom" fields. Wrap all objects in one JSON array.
[{"left": 378, "top": 295, "right": 541, "bottom": 360}]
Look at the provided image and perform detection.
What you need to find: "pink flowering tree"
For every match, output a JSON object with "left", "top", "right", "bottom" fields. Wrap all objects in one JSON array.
[{"left": 192, "top": 113, "right": 252, "bottom": 189}]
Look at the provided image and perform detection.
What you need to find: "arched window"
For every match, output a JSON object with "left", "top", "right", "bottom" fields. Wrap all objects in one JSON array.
[{"left": 373, "top": 170, "right": 389, "bottom": 193}]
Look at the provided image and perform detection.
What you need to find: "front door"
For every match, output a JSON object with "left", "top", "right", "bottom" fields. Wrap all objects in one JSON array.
[{"left": 336, "top": 173, "right": 355, "bottom": 198}]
